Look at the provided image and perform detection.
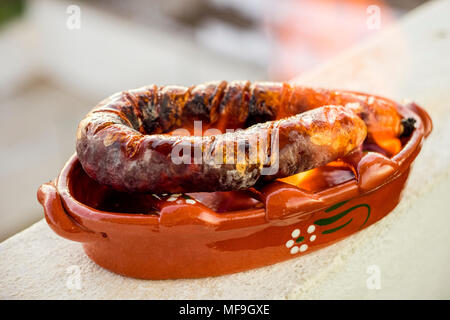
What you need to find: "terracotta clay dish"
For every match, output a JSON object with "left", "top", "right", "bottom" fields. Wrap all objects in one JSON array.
[{"left": 38, "top": 83, "right": 432, "bottom": 279}]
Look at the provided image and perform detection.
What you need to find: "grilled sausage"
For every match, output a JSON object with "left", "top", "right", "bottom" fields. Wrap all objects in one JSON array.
[{"left": 76, "top": 81, "right": 405, "bottom": 193}]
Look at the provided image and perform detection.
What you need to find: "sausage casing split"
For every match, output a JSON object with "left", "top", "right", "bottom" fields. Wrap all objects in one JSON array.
[{"left": 76, "top": 81, "right": 403, "bottom": 193}]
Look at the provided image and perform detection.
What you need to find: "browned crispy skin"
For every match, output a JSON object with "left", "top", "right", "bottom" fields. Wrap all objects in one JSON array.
[{"left": 76, "top": 81, "right": 401, "bottom": 193}]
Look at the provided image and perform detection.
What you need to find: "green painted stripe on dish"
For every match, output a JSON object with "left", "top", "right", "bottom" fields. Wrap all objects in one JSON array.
[
  {"left": 322, "top": 218, "right": 353, "bottom": 234},
  {"left": 295, "top": 236, "right": 305, "bottom": 243},
  {"left": 314, "top": 204, "right": 371, "bottom": 228},
  {"left": 324, "top": 200, "right": 349, "bottom": 213},
  {"left": 359, "top": 204, "right": 371, "bottom": 228}
]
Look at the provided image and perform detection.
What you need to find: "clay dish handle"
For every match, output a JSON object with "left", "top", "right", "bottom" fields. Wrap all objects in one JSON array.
[{"left": 37, "top": 181, "right": 103, "bottom": 242}]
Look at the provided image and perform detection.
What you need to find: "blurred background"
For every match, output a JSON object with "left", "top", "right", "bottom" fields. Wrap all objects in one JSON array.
[{"left": 0, "top": 0, "right": 428, "bottom": 241}]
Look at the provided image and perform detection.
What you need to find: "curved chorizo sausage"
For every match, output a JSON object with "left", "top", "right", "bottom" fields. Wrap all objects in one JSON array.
[{"left": 76, "top": 81, "right": 405, "bottom": 193}]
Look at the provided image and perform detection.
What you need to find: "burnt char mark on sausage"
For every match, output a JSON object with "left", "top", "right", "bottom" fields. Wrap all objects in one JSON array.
[
  {"left": 158, "top": 86, "right": 180, "bottom": 132},
  {"left": 400, "top": 117, "right": 416, "bottom": 138},
  {"left": 209, "top": 81, "right": 228, "bottom": 124},
  {"left": 182, "top": 85, "right": 212, "bottom": 122},
  {"left": 121, "top": 91, "right": 143, "bottom": 132},
  {"left": 139, "top": 85, "right": 161, "bottom": 134},
  {"left": 183, "top": 82, "right": 223, "bottom": 123},
  {"left": 215, "top": 81, "right": 251, "bottom": 130},
  {"left": 246, "top": 82, "right": 283, "bottom": 127}
]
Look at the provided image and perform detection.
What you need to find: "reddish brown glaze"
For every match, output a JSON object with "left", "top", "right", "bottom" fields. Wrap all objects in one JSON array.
[
  {"left": 76, "top": 82, "right": 405, "bottom": 193},
  {"left": 38, "top": 95, "right": 431, "bottom": 279}
]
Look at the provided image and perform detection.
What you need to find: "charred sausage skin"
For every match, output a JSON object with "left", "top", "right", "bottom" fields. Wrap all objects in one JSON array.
[{"left": 76, "top": 81, "right": 402, "bottom": 193}]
